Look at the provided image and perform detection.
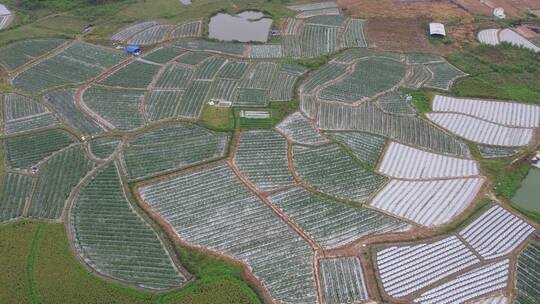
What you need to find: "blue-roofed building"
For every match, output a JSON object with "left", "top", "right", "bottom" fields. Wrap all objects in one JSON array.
[{"left": 124, "top": 45, "right": 142, "bottom": 54}]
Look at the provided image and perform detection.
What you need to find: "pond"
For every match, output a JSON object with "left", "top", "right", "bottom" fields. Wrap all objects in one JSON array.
[
  {"left": 208, "top": 11, "right": 272, "bottom": 43},
  {"left": 512, "top": 168, "right": 540, "bottom": 213}
]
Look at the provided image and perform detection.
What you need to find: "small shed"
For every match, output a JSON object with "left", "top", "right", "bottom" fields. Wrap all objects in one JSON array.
[
  {"left": 429, "top": 23, "right": 446, "bottom": 37},
  {"left": 124, "top": 45, "right": 142, "bottom": 55}
]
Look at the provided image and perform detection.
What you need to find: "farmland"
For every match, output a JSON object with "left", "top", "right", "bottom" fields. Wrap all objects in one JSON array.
[{"left": 0, "top": 0, "right": 539, "bottom": 303}]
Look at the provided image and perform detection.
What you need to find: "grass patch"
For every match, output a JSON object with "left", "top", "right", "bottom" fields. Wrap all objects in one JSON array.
[
  {"left": 480, "top": 157, "right": 530, "bottom": 200},
  {"left": 399, "top": 87, "right": 433, "bottom": 114},
  {"left": 200, "top": 105, "right": 235, "bottom": 132},
  {"left": 234, "top": 100, "right": 298, "bottom": 129},
  {"left": 288, "top": 55, "right": 331, "bottom": 69},
  {"left": 0, "top": 221, "right": 262, "bottom": 303},
  {"left": 448, "top": 45, "right": 540, "bottom": 103}
]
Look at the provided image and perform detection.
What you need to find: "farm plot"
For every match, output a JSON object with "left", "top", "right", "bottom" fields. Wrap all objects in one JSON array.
[
  {"left": 376, "top": 236, "right": 480, "bottom": 298},
  {"left": 175, "top": 40, "right": 245, "bottom": 57},
  {"left": 145, "top": 90, "right": 184, "bottom": 121},
  {"left": 378, "top": 142, "right": 479, "bottom": 179},
  {"left": 99, "top": 60, "right": 161, "bottom": 88},
  {"left": 3, "top": 129, "right": 75, "bottom": 170},
  {"left": 376, "top": 91, "right": 416, "bottom": 115},
  {"left": 268, "top": 187, "right": 410, "bottom": 249},
  {"left": 478, "top": 145, "right": 520, "bottom": 158},
  {"left": 112, "top": 21, "right": 160, "bottom": 42},
  {"left": 45, "top": 89, "right": 104, "bottom": 136},
  {"left": 154, "top": 63, "right": 193, "bottom": 89},
  {"left": 169, "top": 20, "right": 202, "bottom": 39},
  {"left": 0, "top": 173, "right": 33, "bottom": 223},
  {"left": 300, "top": 62, "right": 347, "bottom": 95},
  {"left": 406, "top": 53, "right": 444, "bottom": 65},
  {"left": 333, "top": 49, "right": 402, "bottom": 64},
  {"left": 276, "top": 112, "right": 329, "bottom": 145},
  {"left": 477, "top": 29, "right": 500, "bottom": 46},
  {"left": 296, "top": 8, "right": 340, "bottom": 18},
  {"left": 0, "top": 38, "right": 66, "bottom": 71},
  {"left": 424, "top": 62, "right": 467, "bottom": 91},
  {"left": 142, "top": 47, "right": 184, "bottom": 64},
  {"left": 12, "top": 42, "right": 127, "bottom": 93},
  {"left": 459, "top": 205, "right": 534, "bottom": 259},
  {"left": 121, "top": 123, "right": 228, "bottom": 180},
  {"left": 210, "top": 79, "right": 237, "bottom": 103},
  {"left": 317, "top": 102, "right": 471, "bottom": 157},
  {"left": 234, "top": 130, "right": 293, "bottom": 192},
  {"left": 269, "top": 65, "right": 304, "bottom": 101},
  {"left": 292, "top": 144, "right": 386, "bottom": 202},
  {"left": 193, "top": 56, "right": 227, "bottom": 80},
  {"left": 127, "top": 24, "right": 174, "bottom": 45},
  {"left": 471, "top": 296, "right": 509, "bottom": 304},
  {"left": 217, "top": 61, "right": 249, "bottom": 79},
  {"left": 304, "top": 15, "right": 345, "bottom": 27},
  {"left": 287, "top": 1, "right": 338, "bottom": 12},
  {"left": 28, "top": 145, "right": 94, "bottom": 220},
  {"left": 403, "top": 65, "right": 432, "bottom": 89},
  {"left": 70, "top": 163, "right": 186, "bottom": 290},
  {"left": 233, "top": 88, "right": 268, "bottom": 107},
  {"left": 515, "top": 243, "right": 540, "bottom": 303},
  {"left": 340, "top": 18, "right": 367, "bottom": 48},
  {"left": 326, "top": 131, "right": 386, "bottom": 167},
  {"left": 431, "top": 95, "right": 540, "bottom": 128},
  {"left": 300, "top": 94, "right": 317, "bottom": 119},
  {"left": 88, "top": 137, "right": 121, "bottom": 160},
  {"left": 2, "top": 93, "right": 58, "bottom": 135},
  {"left": 138, "top": 164, "right": 318, "bottom": 303},
  {"left": 176, "top": 51, "right": 212, "bottom": 65},
  {"left": 299, "top": 24, "right": 339, "bottom": 58},
  {"left": 283, "top": 17, "right": 301, "bottom": 35},
  {"left": 413, "top": 259, "right": 510, "bottom": 304},
  {"left": 427, "top": 113, "right": 534, "bottom": 146},
  {"left": 319, "top": 58, "right": 406, "bottom": 104},
  {"left": 498, "top": 29, "right": 540, "bottom": 53},
  {"left": 82, "top": 86, "right": 145, "bottom": 131},
  {"left": 370, "top": 178, "right": 485, "bottom": 227},
  {"left": 248, "top": 44, "right": 282, "bottom": 59},
  {"left": 239, "top": 62, "right": 277, "bottom": 89},
  {"left": 281, "top": 36, "right": 303, "bottom": 58},
  {"left": 177, "top": 80, "right": 211, "bottom": 118},
  {"left": 319, "top": 257, "right": 369, "bottom": 304}
]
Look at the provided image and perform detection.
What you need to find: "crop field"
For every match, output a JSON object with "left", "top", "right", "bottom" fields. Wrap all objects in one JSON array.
[
  {"left": 45, "top": 89, "right": 104, "bottom": 136},
  {"left": 176, "top": 52, "right": 213, "bottom": 65},
  {"left": 193, "top": 57, "right": 227, "bottom": 80},
  {"left": 139, "top": 164, "right": 318, "bottom": 303},
  {"left": 112, "top": 21, "right": 160, "bottom": 42},
  {"left": 177, "top": 80, "right": 211, "bottom": 118},
  {"left": 0, "top": 38, "right": 66, "bottom": 71},
  {"left": 376, "top": 91, "right": 416, "bottom": 115},
  {"left": 218, "top": 61, "right": 250, "bottom": 79},
  {"left": 378, "top": 142, "right": 479, "bottom": 179},
  {"left": 248, "top": 45, "right": 283, "bottom": 59},
  {"left": 406, "top": 54, "right": 444, "bottom": 65},
  {"left": 333, "top": 50, "right": 402, "bottom": 64},
  {"left": 319, "top": 257, "right": 369, "bottom": 304},
  {"left": 233, "top": 130, "right": 294, "bottom": 192},
  {"left": 424, "top": 62, "right": 467, "bottom": 91},
  {"left": 269, "top": 72, "right": 298, "bottom": 101},
  {"left": 142, "top": 46, "right": 184, "bottom": 64},
  {"left": 317, "top": 102, "right": 471, "bottom": 157},
  {"left": 268, "top": 187, "right": 410, "bottom": 249},
  {"left": 99, "top": 60, "right": 161, "bottom": 88},
  {"left": 70, "top": 163, "right": 186, "bottom": 290},
  {"left": 89, "top": 137, "right": 121, "bottom": 160},
  {"left": 0, "top": 173, "right": 33, "bottom": 223},
  {"left": 371, "top": 178, "right": 485, "bottom": 227},
  {"left": 300, "top": 63, "right": 347, "bottom": 94},
  {"left": 12, "top": 42, "right": 127, "bottom": 93},
  {"left": 459, "top": 205, "right": 535, "bottom": 259},
  {"left": 28, "top": 145, "right": 94, "bottom": 220},
  {"left": 427, "top": 113, "right": 534, "bottom": 147},
  {"left": 432, "top": 95, "right": 540, "bottom": 128},
  {"left": 210, "top": 79, "right": 236, "bottom": 103},
  {"left": 169, "top": 20, "right": 202, "bottom": 40},
  {"left": 3, "top": 129, "right": 75, "bottom": 170},
  {"left": 2, "top": 93, "right": 58, "bottom": 135},
  {"left": 145, "top": 90, "right": 184, "bottom": 121},
  {"left": 239, "top": 62, "right": 277, "bottom": 89},
  {"left": 128, "top": 24, "right": 174, "bottom": 45},
  {"left": 413, "top": 260, "right": 510, "bottom": 304},
  {"left": 82, "top": 86, "right": 145, "bottom": 131},
  {"left": 376, "top": 236, "right": 480, "bottom": 297},
  {"left": 175, "top": 40, "right": 245, "bottom": 57},
  {"left": 121, "top": 123, "right": 228, "bottom": 180},
  {"left": 319, "top": 58, "right": 406, "bottom": 103},
  {"left": 276, "top": 112, "right": 329, "bottom": 145},
  {"left": 233, "top": 88, "right": 268, "bottom": 107},
  {"left": 154, "top": 63, "right": 194, "bottom": 89},
  {"left": 340, "top": 19, "right": 367, "bottom": 48},
  {"left": 515, "top": 243, "right": 540, "bottom": 303},
  {"left": 403, "top": 65, "right": 432, "bottom": 90},
  {"left": 478, "top": 145, "right": 520, "bottom": 159},
  {"left": 326, "top": 131, "right": 386, "bottom": 167},
  {"left": 292, "top": 144, "right": 386, "bottom": 202},
  {"left": 473, "top": 296, "right": 509, "bottom": 304}
]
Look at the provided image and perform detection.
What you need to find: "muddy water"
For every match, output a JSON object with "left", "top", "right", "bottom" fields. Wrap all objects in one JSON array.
[
  {"left": 208, "top": 11, "right": 272, "bottom": 42},
  {"left": 512, "top": 168, "right": 540, "bottom": 213}
]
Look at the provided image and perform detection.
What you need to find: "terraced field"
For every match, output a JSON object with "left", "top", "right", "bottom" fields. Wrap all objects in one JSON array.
[
  {"left": 2, "top": 93, "right": 58, "bottom": 135},
  {"left": 0, "top": 173, "right": 33, "bottom": 223},
  {"left": 319, "top": 257, "right": 369, "bottom": 304}
]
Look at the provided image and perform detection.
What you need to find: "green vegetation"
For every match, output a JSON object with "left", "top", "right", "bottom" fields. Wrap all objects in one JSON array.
[
  {"left": 399, "top": 87, "right": 433, "bottom": 114},
  {"left": 234, "top": 100, "right": 298, "bottom": 129},
  {"left": 448, "top": 45, "right": 540, "bottom": 103},
  {"left": 289, "top": 55, "right": 331, "bottom": 69},
  {"left": 0, "top": 221, "right": 263, "bottom": 303},
  {"left": 201, "top": 106, "right": 235, "bottom": 131},
  {"left": 438, "top": 198, "right": 492, "bottom": 234},
  {"left": 482, "top": 158, "right": 530, "bottom": 200}
]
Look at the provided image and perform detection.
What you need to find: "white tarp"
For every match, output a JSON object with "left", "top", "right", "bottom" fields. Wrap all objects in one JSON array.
[
  {"left": 0, "top": 4, "right": 10, "bottom": 16},
  {"left": 429, "top": 23, "right": 446, "bottom": 36}
]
